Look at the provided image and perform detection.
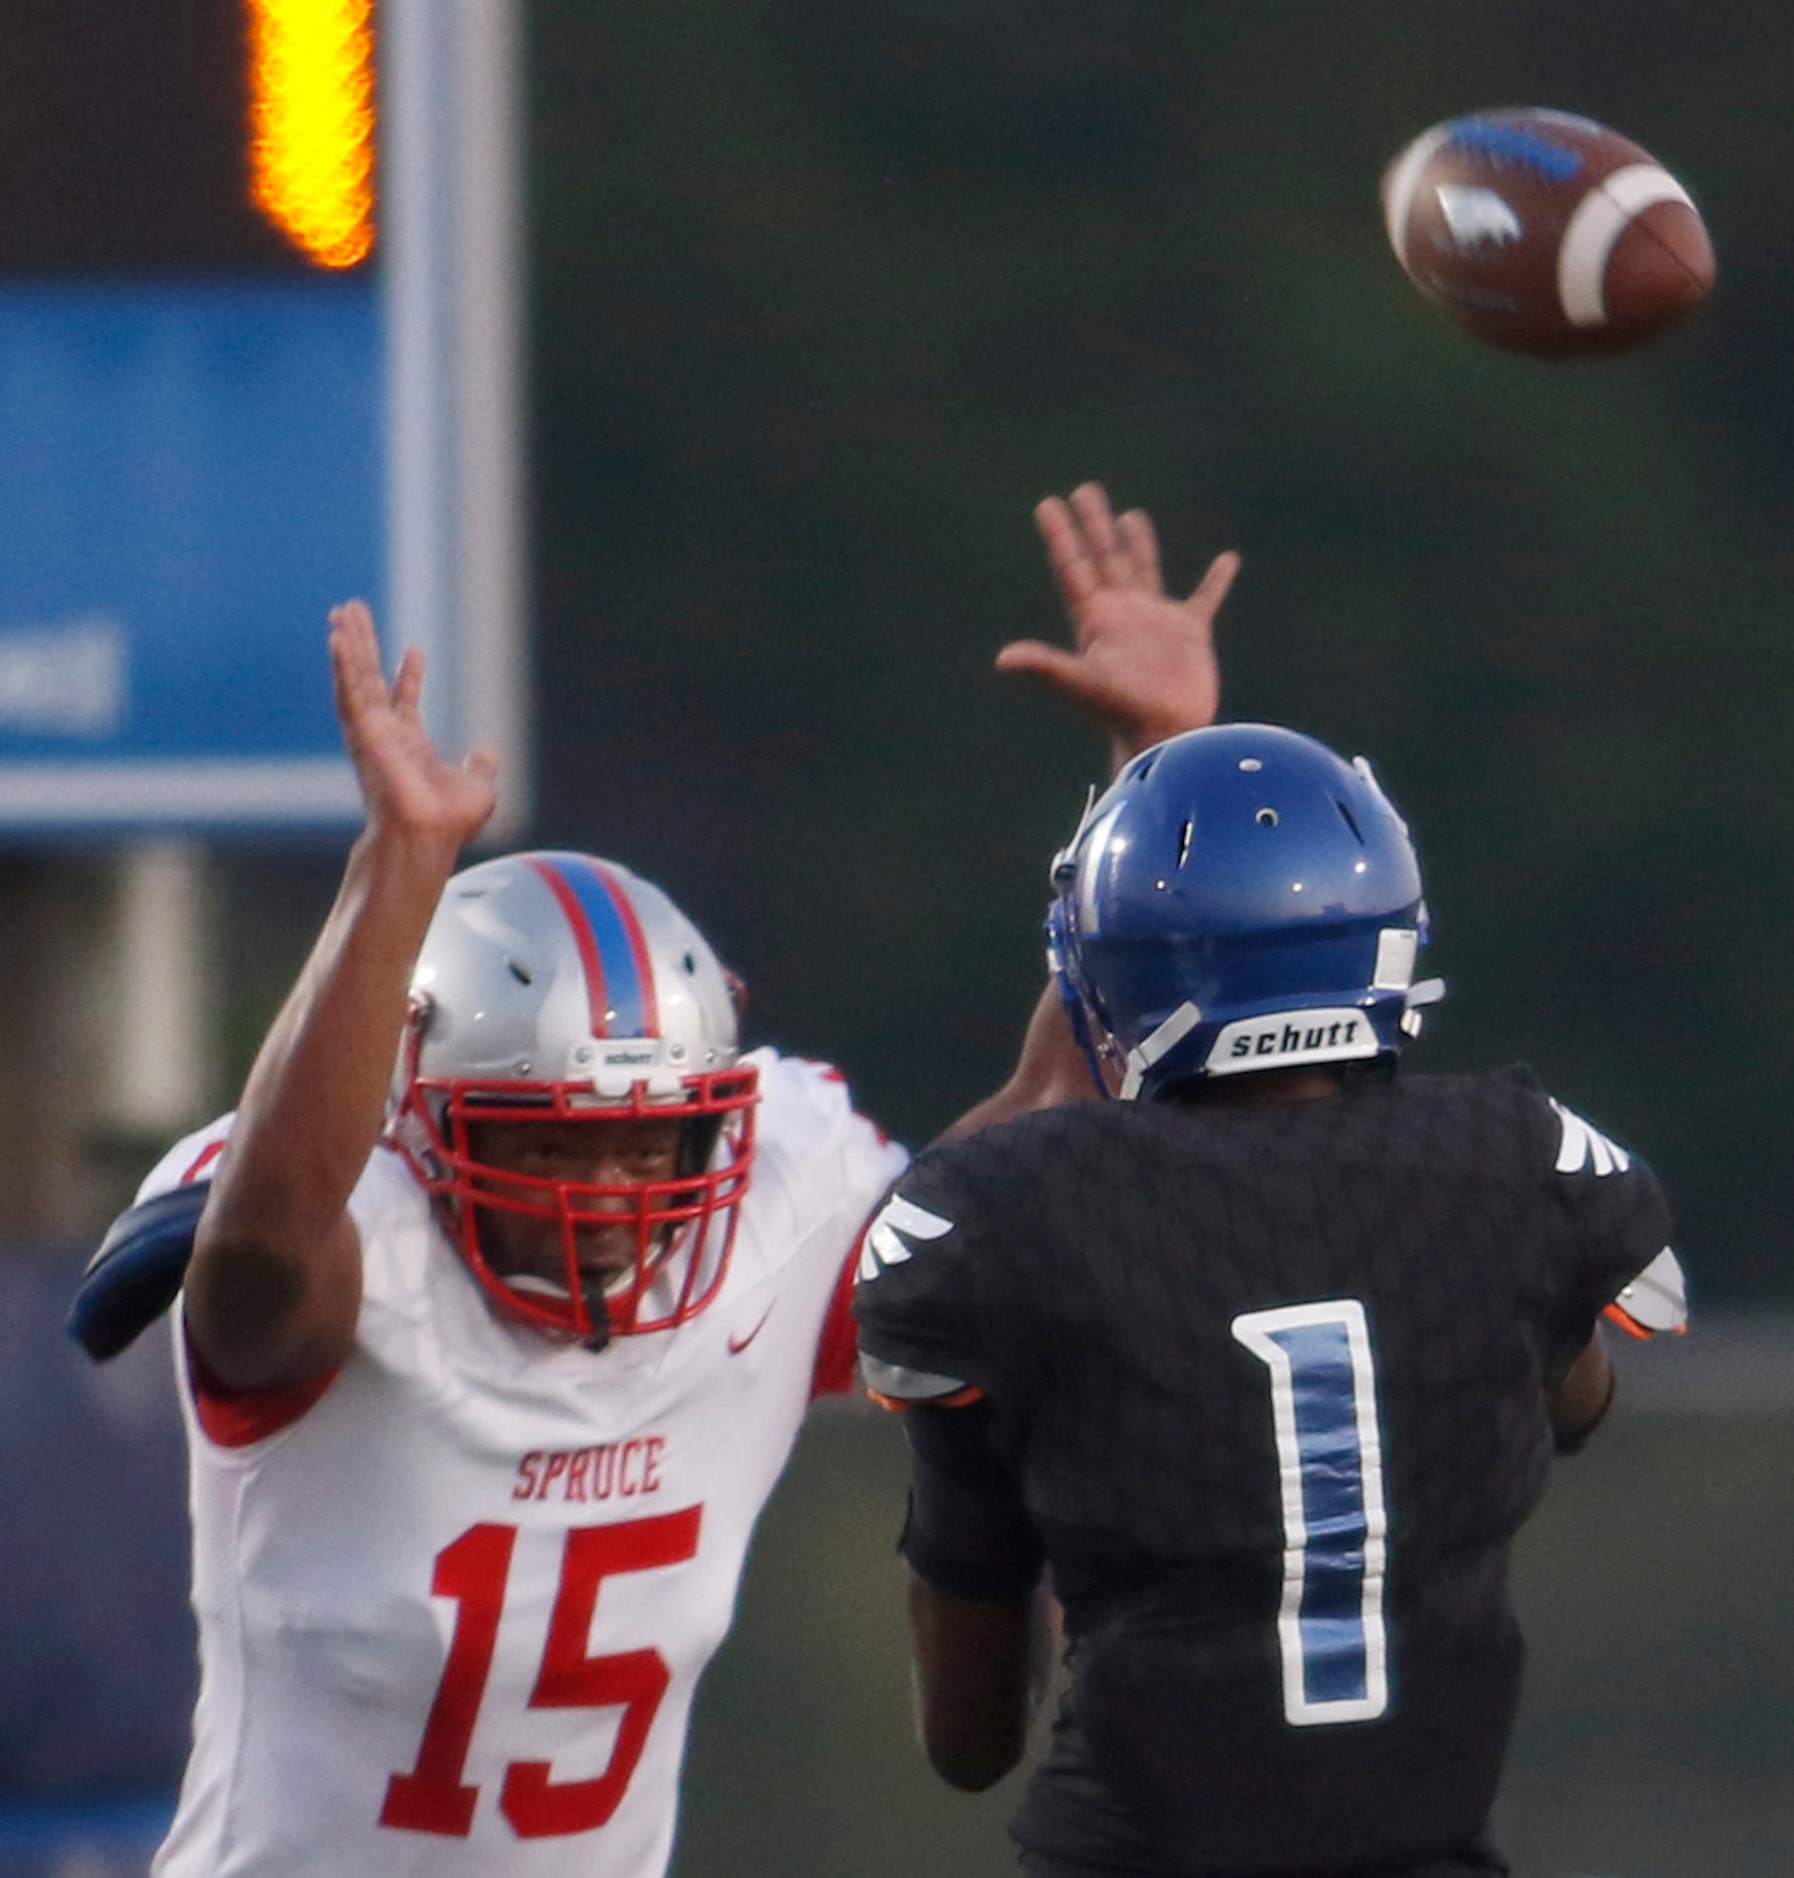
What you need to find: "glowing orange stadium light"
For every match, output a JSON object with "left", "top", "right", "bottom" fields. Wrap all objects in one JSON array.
[{"left": 246, "top": 0, "right": 377, "bottom": 269}]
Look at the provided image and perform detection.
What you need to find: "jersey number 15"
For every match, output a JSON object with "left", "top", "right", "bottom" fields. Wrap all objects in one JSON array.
[{"left": 381, "top": 1507, "right": 703, "bottom": 1838}]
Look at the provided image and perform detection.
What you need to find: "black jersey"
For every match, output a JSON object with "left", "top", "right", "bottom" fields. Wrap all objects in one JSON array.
[{"left": 853, "top": 1067, "right": 1676, "bottom": 1878}]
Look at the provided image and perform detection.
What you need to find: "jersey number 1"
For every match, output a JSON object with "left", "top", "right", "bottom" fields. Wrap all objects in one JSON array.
[
  {"left": 380, "top": 1507, "right": 703, "bottom": 1838},
  {"left": 1231, "top": 1300, "right": 1388, "bottom": 1727}
]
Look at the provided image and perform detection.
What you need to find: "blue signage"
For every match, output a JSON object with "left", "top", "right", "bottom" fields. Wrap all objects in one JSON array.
[{"left": 0, "top": 278, "right": 383, "bottom": 831}]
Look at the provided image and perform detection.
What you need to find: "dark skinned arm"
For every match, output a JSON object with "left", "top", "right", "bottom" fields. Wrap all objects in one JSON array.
[
  {"left": 943, "top": 484, "right": 1242, "bottom": 1137},
  {"left": 1545, "top": 1328, "right": 1616, "bottom": 1454},
  {"left": 185, "top": 603, "right": 496, "bottom": 1390},
  {"left": 907, "top": 1576, "right": 1051, "bottom": 1790}
]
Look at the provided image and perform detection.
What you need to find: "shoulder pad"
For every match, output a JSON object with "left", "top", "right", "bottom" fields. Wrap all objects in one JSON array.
[{"left": 67, "top": 1182, "right": 208, "bottom": 1361}]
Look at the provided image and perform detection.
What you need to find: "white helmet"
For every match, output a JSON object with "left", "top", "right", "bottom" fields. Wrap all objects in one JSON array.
[{"left": 387, "top": 851, "right": 758, "bottom": 1347}]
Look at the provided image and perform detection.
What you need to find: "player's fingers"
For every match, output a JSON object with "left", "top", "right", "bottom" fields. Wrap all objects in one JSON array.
[
  {"left": 464, "top": 744, "right": 499, "bottom": 785},
  {"left": 327, "top": 599, "right": 386, "bottom": 719},
  {"left": 1035, "top": 496, "right": 1097, "bottom": 608},
  {"left": 391, "top": 646, "right": 427, "bottom": 716},
  {"left": 329, "top": 598, "right": 376, "bottom": 649},
  {"left": 994, "top": 639, "right": 1087, "bottom": 684},
  {"left": 1068, "top": 483, "right": 1124, "bottom": 586},
  {"left": 1184, "top": 549, "right": 1242, "bottom": 621},
  {"left": 1115, "top": 509, "right": 1163, "bottom": 593}
]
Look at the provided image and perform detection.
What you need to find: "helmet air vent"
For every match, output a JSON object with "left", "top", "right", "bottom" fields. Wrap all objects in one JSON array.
[
  {"left": 1255, "top": 807, "right": 1279, "bottom": 827},
  {"left": 507, "top": 958, "right": 534, "bottom": 986},
  {"left": 1335, "top": 798, "right": 1365, "bottom": 844},
  {"left": 1176, "top": 819, "right": 1194, "bottom": 868}
]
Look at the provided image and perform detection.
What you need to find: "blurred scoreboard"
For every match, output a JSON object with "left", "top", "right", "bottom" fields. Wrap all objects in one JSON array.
[{"left": 0, "top": 0, "right": 527, "bottom": 835}]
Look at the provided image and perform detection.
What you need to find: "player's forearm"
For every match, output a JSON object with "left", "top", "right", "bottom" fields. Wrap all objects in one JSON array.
[
  {"left": 190, "top": 826, "right": 459, "bottom": 1377},
  {"left": 220, "top": 827, "right": 455, "bottom": 1210},
  {"left": 939, "top": 983, "right": 1098, "bottom": 1140},
  {"left": 1546, "top": 1331, "right": 1616, "bottom": 1454},
  {"left": 907, "top": 1574, "right": 1035, "bottom": 1790},
  {"left": 1109, "top": 720, "right": 1189, "bottom": 773}
]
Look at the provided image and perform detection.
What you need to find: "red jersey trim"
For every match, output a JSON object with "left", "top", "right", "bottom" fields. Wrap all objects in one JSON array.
[
  {"left": 181, "top": 1138, "right": 227, "bottom": 1184},
  {"left": 792, "top": 1059, "right": 892, "bottom": 1147},
  {"left": 185, "top": 1324, "right": 341, "bottom": 1447},
  {"left": 867, "top": 1384, "right": 985, "bottom": 1413},
  {"left": 810, "top": 1229, "right": 868, "bottom": 1402},
  {"left": 1603, "top": 1300, "right": 1687, "bottom": 1341}
]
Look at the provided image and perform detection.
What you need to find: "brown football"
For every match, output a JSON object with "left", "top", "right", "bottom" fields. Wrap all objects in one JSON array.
[{"left": 1381, "top": 107, "right": 1715, "bottom": 356}]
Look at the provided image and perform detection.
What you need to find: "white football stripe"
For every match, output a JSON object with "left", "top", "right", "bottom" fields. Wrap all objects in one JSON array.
[
  {"left": 1551, "top": 1099, "right": 1632, "bottom": 1176},
  {"left": 1382, "top": 125, "right": 1452, "bottom": 269},
  {"left": 1075, "top": 803, "right": 1127, "bottom": 939},
  {"left": 863, "top": 1220, "right": 912, "bottom": 1278},
  {"left": 1557, "top": 163, "right": 1694, "bottom": 327},
  {"left": 858, "top": 1193, "right": 955, "bottom": 1283},
  {"left": 880, "top": 1195, "right": 954, "bottom": 1240}
]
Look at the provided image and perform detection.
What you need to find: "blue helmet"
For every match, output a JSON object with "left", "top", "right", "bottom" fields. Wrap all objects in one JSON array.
[{"left": 1048, "top": 724, "right": 1443, "bottom": 1100}]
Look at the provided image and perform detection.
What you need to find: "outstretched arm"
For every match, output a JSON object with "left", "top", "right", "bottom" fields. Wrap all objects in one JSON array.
[
  {"left": 184, "top": 603, "right": 497, "bottom": 1390},
  {"left": 944, "top": 485, "right": 1241, "bottom": 1136},
  {"left": 890, "top": 1398, "right": 1055, "bottom": 1789},
  {"left": 937, "top": 976, "right": 1098, "bottom": 1138}
]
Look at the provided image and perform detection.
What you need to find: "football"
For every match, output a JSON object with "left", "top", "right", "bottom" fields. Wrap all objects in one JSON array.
[{"left": 1381, "top": 107, "right": 1715, "bottom": 356}]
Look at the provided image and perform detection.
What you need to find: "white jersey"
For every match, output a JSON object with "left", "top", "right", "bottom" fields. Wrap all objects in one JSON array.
[{"left": 144, "top": 1049, "right": 907, "bottom": 1878}]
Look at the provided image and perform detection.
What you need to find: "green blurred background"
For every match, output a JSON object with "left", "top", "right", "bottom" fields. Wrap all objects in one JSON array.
[
  {"left": 511, "top": 0, "right": 1792, "bottom": 1303},
  {"left": 8, "top": 2, "right": 1794, "bottom": 1872}
]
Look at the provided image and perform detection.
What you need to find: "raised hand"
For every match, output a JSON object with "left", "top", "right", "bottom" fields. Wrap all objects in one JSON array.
[
  {"left": 328, "top": 599, "right": 498, "bottom": 849},
  {"left": 999, "top": 482, "right": 1240, "bottom": 770}
]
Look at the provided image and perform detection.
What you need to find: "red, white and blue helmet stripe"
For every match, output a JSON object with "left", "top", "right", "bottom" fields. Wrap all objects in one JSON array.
[{"left": 525, "top": 852, "right": 661, "bottom": 1043}]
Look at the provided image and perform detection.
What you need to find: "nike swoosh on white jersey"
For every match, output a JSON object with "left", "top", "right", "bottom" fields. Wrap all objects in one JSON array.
[{"left": 727, "top": 1305, "right": 775, "bottom": 1354}]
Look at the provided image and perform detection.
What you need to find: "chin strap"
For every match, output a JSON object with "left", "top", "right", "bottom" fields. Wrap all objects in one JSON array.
[
  {"left": 580, "top": 1280, "right": 614, "bottom": 1352},
  {"left": 1045, "top": 901, "right": 1111, "bottom": 1100},
  {"left": 1119, "top": 1001, "right": 1205, "bottom": 1100}
]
